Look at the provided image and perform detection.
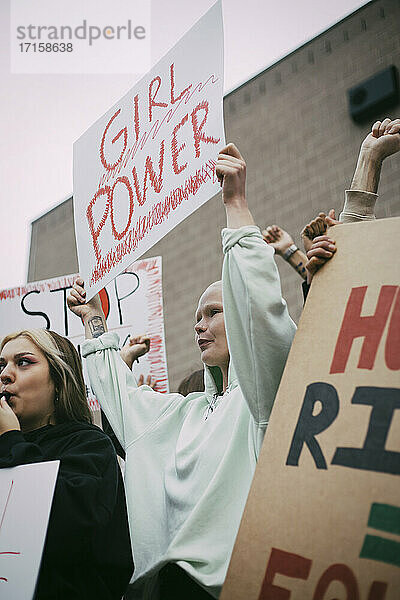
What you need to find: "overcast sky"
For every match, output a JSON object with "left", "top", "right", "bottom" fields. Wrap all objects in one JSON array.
[{"left": 0, "top": 0, "right": 369, "bottom": 290}]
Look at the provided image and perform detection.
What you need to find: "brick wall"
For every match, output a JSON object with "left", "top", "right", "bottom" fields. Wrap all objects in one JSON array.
[
  {"left": 28, "top": 0, "right": 400, "bottom": 390},
  {"left": 28, "top": 197, "right": 78, "bottom": 283},
  {"left": 149, "top": 0, "right": 400, "bottom": 390}
]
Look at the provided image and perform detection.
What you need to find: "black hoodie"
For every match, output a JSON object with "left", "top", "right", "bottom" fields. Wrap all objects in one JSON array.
[{"left": 0, "top": 421, "right": 133, "bottom": 600}]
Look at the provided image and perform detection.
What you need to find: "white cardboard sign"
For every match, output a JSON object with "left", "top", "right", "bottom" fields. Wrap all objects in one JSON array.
[
  {"left": 0, "top": 256, "right": 169, "bottom": 410},
  {"left": 73, "top": 0, "right": 225, "bottom": 299},
  {"left": 0, "top": 461, "right": 60, "bottom": 600}
]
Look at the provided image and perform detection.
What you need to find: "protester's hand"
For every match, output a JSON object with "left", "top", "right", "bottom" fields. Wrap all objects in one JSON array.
[
  {"left": 301, "top": 210, "right": 340, "bottom": 252},
  {"left": 216, "top": 143, "right": 254, "bottom": 228},
  {"left": 301, "top": 213, "right": 327, "bottom": 253},
  {"left": 0, "top": 396, "right": 20, "bottom": 435},
  {"left": 67, "top": 277, "right": 104, "bottom": 320},
  {"left": 305, "top": 235, "right": 337, "bottom": 282},
  {"left": 137, "top": 373, "right": 157, "bottom": 390},
  {"left": 120, "top": 335, "right": 151, "bottom": 370},
  {"left": 216, "top": 143, "right": 246, "bottom": 207},
  {"left": 360, "top": 118, "right": 400, "bottom": 162},
  {"left": 262, "top": 225, "right": 294, "bottom": 256},
  {"left": 324, "top": 208, "right": 340, "bottom": 228}
]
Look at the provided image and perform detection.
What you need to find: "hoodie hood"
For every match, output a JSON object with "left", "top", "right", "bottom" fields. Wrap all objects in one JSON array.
[{"left": 203, "top": 358, "right": 239, "bottom": 398}]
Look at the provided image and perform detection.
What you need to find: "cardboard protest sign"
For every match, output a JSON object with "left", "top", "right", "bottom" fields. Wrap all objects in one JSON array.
[
  {"left": 221, "top": 218, "right": 400, "bottom": 600},
  {"left": 0, "top": 461, "right": 59, "bottom": 599},
  {"left": 74, "top": 0, "right": 225, "bottom": 299},
  {"left": 0, "top": 256, "right": 169, "bottom": 413}
]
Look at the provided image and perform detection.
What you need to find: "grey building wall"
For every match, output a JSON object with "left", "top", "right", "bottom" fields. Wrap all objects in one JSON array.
[
  {"left": 28, "top": 197, "right": 78, "bottom": 282},
  {"left": 28, "top": 0, "right": 400, "bottom": 390}
]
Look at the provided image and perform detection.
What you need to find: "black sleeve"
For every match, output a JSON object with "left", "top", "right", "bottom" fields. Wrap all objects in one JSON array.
[
  {"left": 0, "top": 429, "right": 45, "bottom": 466},
  {"left": 0, "top": 428, "right": 120, "bottom": 563},
  {"left": 101, "top": 409, "right": 126, "bottom": 460},
  {"left": 302, "top": 280, "right": 310, "bottom": 303}
]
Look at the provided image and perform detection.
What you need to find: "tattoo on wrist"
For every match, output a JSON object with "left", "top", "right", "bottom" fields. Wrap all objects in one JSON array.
[
  {"left": 88, "top": 316, "right": 106, "bottom": 338},
  {"left": 294, "top": 260, "right": 307, "bottom": 279}
]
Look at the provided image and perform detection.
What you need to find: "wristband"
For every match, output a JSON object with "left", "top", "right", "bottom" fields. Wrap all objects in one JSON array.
[{"left": 283, "top": 244, "right": 298, "bottom": 261}]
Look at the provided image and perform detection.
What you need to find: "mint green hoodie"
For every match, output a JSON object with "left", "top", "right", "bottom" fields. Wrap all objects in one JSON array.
[{"left": 82, "top": 226, "right": 296, "bottom": 598}]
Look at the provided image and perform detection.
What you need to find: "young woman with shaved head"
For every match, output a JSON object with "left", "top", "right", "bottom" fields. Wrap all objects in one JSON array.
[{"left": 68, "top": 143, "right": 296, "bottom": 599}]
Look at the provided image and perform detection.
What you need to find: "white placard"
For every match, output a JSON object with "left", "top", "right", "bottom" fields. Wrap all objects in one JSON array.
[
  {"left": 0, "top": 256, "right": 169, "bottom": 410},
  {"left": 73, "top": 0, "right": 225, "bottom": 299},
  {"left": 0, "top": 461, "right": 60, "bottom": 600}
]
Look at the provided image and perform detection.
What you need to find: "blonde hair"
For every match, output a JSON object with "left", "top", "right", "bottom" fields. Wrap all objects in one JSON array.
[{"left": 0, "top": 329, "right": 91, "bottom": 425}]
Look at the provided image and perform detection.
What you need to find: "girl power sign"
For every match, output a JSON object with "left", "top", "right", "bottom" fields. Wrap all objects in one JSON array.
[{"left": 74, "top": 1, "right": 225, "bottom": 299}]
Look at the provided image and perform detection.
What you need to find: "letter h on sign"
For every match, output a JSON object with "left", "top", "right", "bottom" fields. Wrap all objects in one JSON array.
[{"left": 330, "top": 285, "right": 399, "bottom": 374}]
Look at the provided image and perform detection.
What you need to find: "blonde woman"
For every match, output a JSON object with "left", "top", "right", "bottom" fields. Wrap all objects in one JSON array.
[{"left": 0, "top": 329, "right": 133, "bottom": 600}]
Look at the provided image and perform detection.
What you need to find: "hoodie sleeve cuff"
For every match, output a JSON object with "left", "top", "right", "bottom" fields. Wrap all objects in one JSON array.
[
  {"left": 81, "top": 332, "right": 120, "bottom": 358},
  {"left": 221, "top": 225, "right": 264, "bottom": 254},
  {"left": 0, "top": 430, "right": 26, "bottom": 454},
  {"left": 339, "top": 190, "right": 378, "bottom": 223}
]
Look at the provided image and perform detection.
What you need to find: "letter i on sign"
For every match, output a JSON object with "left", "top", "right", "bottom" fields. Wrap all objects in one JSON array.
[
  {"left": 0, "top": 479, "right": 21, "bottom": 582},
  {"left": 0, "top": 480, "right": 13, "bottom": 534}
]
